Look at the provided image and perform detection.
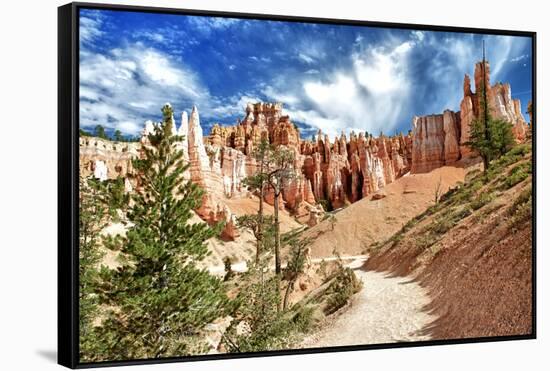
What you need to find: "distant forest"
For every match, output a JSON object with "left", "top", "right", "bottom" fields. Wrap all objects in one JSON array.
[{"left": 80, "top": 124, "right": 140, "bottom": 142}]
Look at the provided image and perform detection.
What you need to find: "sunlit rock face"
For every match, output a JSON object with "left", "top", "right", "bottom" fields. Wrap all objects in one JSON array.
[
  {"left": 79, "top": 136, "right": 140, "bottom": 181},
  {"left": 411, "top": 111, "right": 462, "bottom": 174}
]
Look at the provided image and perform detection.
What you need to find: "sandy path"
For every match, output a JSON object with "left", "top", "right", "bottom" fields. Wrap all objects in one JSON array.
[{"left": 301, "top": 262, "right": 435, "bottom": 348}]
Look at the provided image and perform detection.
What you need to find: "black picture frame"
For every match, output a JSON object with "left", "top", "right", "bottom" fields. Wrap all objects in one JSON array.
[{"left": 58, "top": 2, "right": 537, "bottom": 368}]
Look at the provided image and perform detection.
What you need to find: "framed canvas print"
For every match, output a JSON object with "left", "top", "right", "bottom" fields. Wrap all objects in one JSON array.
[{"left": 58, "top": 2, "right": 536, "bottom": 368}]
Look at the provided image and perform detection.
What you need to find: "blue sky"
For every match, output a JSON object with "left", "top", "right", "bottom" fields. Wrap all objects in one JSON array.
[{"left": 79, "top": 8, "right": 532, "bottom": 139}]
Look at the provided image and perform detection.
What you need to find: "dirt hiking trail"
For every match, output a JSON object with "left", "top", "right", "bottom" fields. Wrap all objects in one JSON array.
[{"left": 301, "top": 259, "right": 436, "bottom": 348}]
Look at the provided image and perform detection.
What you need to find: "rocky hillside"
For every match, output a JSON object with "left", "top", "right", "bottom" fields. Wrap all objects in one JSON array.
[{"left": 364, "top": 143, "right": 533, "bottom": 338}]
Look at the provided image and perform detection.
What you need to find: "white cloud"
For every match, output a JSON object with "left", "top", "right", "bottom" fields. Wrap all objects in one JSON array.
[
  {"left": 298, "top": 53, "right": 315, "bottom": 64},
  {"left": 295, "top": 41, "right": 414, "bottom": 137},
  {"left": 228, "top": 64, "right": 236, "bottom": 70},
  {"left": 80, "top": 12, "right": 104, "bottom": 45},
  {"left": 208, "top": 95, "right": 261, "bottom": 119},
  {"left": 188, "top": 16, "right": 241, "bottom": 34},
  {"left": 116, "top": 121, "right": 142, "bottom": 134},
  {"left": 264, "top": 85, "right": 299, "bottom": 105},
  {"left": 510, "top": 54, "right": 528, "bottom": 62},
  {"left": 132, "top": 30, "right": 165, "bottom": 43},
  {"left": 80, "top": 45, "right": 208, "bottom": 134},
  {"left": 412, "top": 30, "right": 425, "bottom": 42}
]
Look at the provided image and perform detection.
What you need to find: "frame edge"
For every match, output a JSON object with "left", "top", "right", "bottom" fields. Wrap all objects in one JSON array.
[{"left": 58, "top": 2, "right": 78, "bottom": 369}]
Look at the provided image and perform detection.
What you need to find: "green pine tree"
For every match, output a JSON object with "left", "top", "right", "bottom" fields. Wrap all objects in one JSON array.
[
  {"left": 222, "top": 240, "right": 289, "bottom": 353},
  {"left": 78, "top": 176, "right": 109, "bottom": 361},
  {"left": 467, "top": 58, "right": 515, "bottom": 171},
  {"left": 113, "top": 129, "right": 124, "bottom": 142},
  {"left": 242, "top": 138, "right": 271, "bottom": 264},
  {"left": 94, "top": 125, "right": 107, "bottom": 139},
  {"left": 89, "top": 106, "right": 229, "bottom": 361},
  {"left": 266, "top": 147, "right": 296, "bottom": 278},
  {"left": 282, "top": 232, "right": 310, "bottom": 310}
]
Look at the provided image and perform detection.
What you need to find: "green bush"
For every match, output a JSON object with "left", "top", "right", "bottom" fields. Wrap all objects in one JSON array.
[
  {"left": 291, "top": 305, "right": 316, "bottom": 333},
  {"left": 324, "top": 267, "right": 362, "bottom": 315},
  {"left": 507, "top": 187, "right": 532, "bottom": 227},
  {"left": 470, "top": 192, "right": 496, "bottom": 210},
  {"left": 415, "top": 233, "right": 437, "bottom": 250},
  {"left": 425, "top": 207, "right": 472, "bottom": 238},
  {"left": 501, "top": 162, "right": 531, "bottom": 189}
]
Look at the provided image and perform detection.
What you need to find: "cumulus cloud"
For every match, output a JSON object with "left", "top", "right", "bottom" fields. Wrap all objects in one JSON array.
[
  {"left": 298, "top": 53, "right": 315, "bottom": 64},
  {"left": 80, "top": 11, "right": 104, "bottom": 45},
  {"left": 80, "top": 45, "right": 209, "bottom": 134},
  {"left": 207, "top": 94, "right": 262, "bottom": 120},
  {"left": 291, "top": 40, "right": 415, "bottom": 137},
  {"left": 187, "top": 16, "right": 241, "bottom": 35},
  {"left": 510, "top": 54, "right": 529, "bottom": 63}
]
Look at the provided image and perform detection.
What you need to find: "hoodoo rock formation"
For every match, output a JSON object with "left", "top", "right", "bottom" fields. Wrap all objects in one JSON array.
[
  {"left": 411, "top": 60, "right": 528, "bottom": 173},
  {"left": 205, "top": 102, "right": 414, "bottom": 211},
  {"left": 79, "top": 60, "right": 528, "bottom": 240}
]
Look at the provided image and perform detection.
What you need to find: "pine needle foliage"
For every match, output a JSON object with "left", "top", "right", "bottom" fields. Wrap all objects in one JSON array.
[{"left": 82, "top": 106, "right": 229, "bottom": 362}]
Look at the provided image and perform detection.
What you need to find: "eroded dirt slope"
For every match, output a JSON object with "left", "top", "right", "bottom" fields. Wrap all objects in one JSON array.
[
  {"left": 304, "top": 166, "right": 466, "bottom": 258},
  {"left": 364, "top": 145, "right": 533, "bottom": 339}
]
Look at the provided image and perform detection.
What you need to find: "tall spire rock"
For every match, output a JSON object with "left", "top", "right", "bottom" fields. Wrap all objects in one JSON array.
[
  {"left": 178, "top": 111, "right": 188, "bottom": 136},
  {"left": 141, "top": 120, "right": 155, "bottom": 144},
  {"left": 187, "top": 105, "right": 210, "bottom": 174},
  {"left": 177, "top": 111, "right": 189, "bottom": 161}
]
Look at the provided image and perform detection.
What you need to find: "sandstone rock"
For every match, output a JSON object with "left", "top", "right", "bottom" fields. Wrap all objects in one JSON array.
[
  {"left": 94, "top": 160, "right": 108, "bottom": 181},
  {"left": 411, "top": 114, "right": 445, "bottom": 173},
  {"left": 141, "top": 120, "right": 155, "bottom": 144},
  {"left": 459, "top": 94, "right": 475, "bottom": 158},
  {"left": 443, "top": 109, "right": 461, "bottom": 164},
  {"left": 349, "top": 152, "right": 362, "bottom": 202},
  {"left": 377, "top": 138, "right": 396, "bottom": 184},
  {"left": 306, "top": 204, "right": 324, "bottom": 227},
  {"left": 124, "top": 177, "right": 133, "bottom": 193},
  {"left": 176, "top": 111, "right": 189, "bottom": 162},
  {"left": 187, "top": 105, "right": 211, "bottom": 186},
  {"left": 371, "top": 192, "right": 386, "bottom": 200},
  {"left": 79, "top": 137, "right": 138, "bottom": 182},
  {"left": 221, "top": 147, "right": 247, "bottom": 197},
  {"left": 411, "top": 110, "right": 462, "bottom": 174},
  {"left": 220, "top": 205, "right": 239, "bottom": 240},
  {"left": 272, "top": 116, "right": 300, "bottom": 148},
  {"left": 324, "top": 152, "right": 348, "bottom": 209}
]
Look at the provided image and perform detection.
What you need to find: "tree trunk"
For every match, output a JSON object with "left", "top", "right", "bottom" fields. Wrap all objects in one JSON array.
[
  {"left": 482, "top": 154, "right": 489, "bottom": 173},
  {"left": 256, "top": 164, "right": 264, "bottom": 265},
  {"left": 274, "top": 191, "right": 281, "bottom": 275},
  {"left": 274, "top": 190, "right": 282, "bottom": 312},
  {"left": 283, "top": 280, "right": 294, "bottom": 310}
]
